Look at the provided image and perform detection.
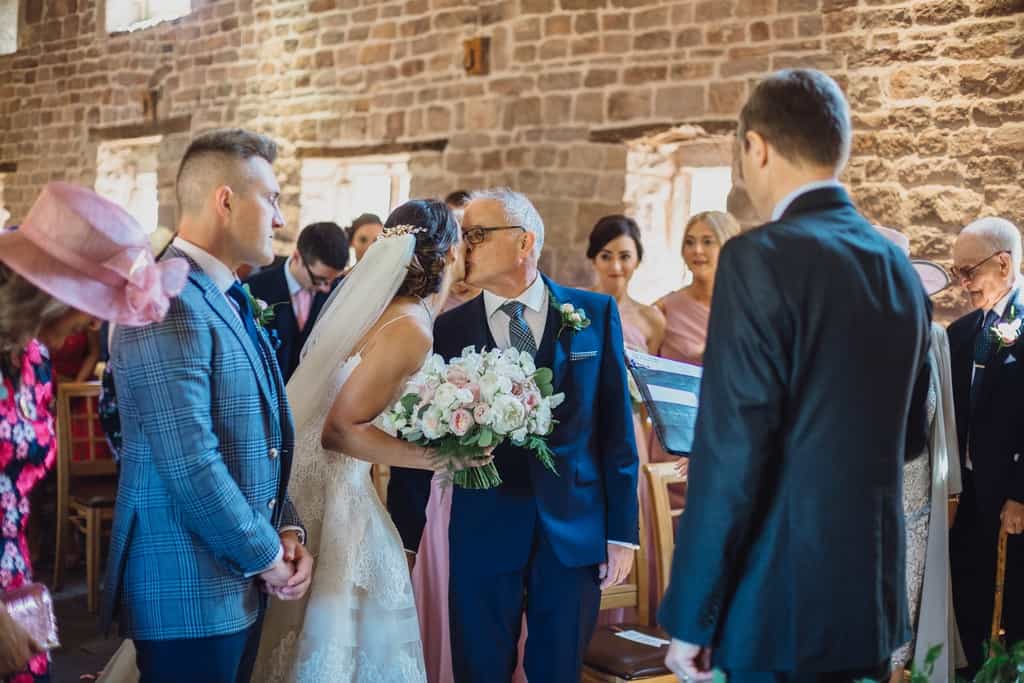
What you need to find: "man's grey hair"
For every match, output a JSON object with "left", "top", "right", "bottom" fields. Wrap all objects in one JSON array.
[
  {"left": 962, "top": 216, "right": 1023, "bottom": 274},
  {"left": 471, "top": 188, "right": 545, "bottom": 260}
]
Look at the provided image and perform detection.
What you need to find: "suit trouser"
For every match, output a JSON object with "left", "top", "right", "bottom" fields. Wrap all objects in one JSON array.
[
  {"left": 951, "top": 473, "right": 1024, "bottom": 673},
  {"left": 449, "top": 529, "right": 601, "bottom": 683},
  {"left": 725, "top": 661, "right": 890, "bottom": 683},
  {"left": 134, "top": 621, "right": 258, "bottom": 683}
]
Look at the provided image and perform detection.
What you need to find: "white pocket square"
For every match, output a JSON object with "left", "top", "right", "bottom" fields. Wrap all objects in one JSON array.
[
  {"left": 1004, "top": 354, "right": 1016, "bottom": 365},
  {"left": 570, "top": 350, "right": 598, "bottom": 361}
]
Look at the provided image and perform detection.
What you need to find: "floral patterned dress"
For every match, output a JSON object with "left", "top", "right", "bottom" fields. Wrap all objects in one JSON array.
[{"left": 0, "top": 340, "right": 56, "bottom": 682}]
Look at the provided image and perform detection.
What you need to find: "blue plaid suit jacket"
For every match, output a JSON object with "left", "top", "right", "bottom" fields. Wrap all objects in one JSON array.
[{"left": 101, "top": 247, "right": 301, "bottom": 640}]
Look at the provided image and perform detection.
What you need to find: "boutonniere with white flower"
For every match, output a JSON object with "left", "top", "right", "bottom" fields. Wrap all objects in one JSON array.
[
  {"left": 550, "top": 295, "right": 591, "bottom": 338},
  {"left": 991, "top": 305, "right": 1023, "bottom": 349},
  {"left": 241, "top": 284, "right": 279, "bottom": 329}
]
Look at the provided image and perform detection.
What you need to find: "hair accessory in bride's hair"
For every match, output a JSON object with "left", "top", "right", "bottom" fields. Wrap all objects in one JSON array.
[{"left": 379, "top": 224, "right": 427, "bottom": 240}]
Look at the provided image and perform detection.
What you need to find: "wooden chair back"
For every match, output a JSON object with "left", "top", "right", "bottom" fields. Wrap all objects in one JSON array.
[{"left": 643, "top": 461, "right": 687, "bottom": 595}]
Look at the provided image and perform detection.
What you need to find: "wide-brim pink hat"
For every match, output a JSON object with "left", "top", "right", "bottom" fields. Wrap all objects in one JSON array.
[
  {"left": 0, "top": 182, "right": 189, "bottom": 326},
  {"left": 874, "top": 225, "right": 950, "bottom": 297}
]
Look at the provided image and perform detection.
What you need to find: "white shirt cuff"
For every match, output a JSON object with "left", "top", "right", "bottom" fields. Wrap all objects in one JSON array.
[
  {"left": 609, "top": 540, "right": 639, "bottom": 550},
  {"left": 279, "top": 525, "right": 306, "bottom": 545},
  {"left": 245, "top": 545, "right": 283, "bottom": 578}
]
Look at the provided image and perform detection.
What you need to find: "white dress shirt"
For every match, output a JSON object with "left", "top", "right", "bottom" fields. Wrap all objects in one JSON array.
[
  {"left": 770, "top": 179, "right": 844, "bottom": 221},
  {"left": 483, "top": 275, "right": 549, "bottom": 350},
  {"left": 283, "top": 255, "right": 303, "bottom": 298},
  {"left": 170, "top": 237, "right": 298, "bottom": 568},
  {"left": 966, "top": 287, "right": 1017, "bottom": 471}
]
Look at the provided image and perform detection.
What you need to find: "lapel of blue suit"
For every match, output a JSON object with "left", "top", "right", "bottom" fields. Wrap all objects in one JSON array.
[
  {"left": 538, "top": 275, "right": 571, "bottom": 391},
  {"left": 977, "top": 288, "right": 1021, "bottom": 407},
  {"left": 467, "top": 293, "right": 498, "bottom": 351},
  {"left": 169, "top": 247, "right": 276, "bottom": 409}
]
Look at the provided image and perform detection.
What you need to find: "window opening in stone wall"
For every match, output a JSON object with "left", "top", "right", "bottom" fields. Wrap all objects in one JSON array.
[
  {"left": 0, "top": 0, "right": 17, "bottom": 55},
  {"left": 95, "top": 136, "right": 162, "bottom": 235},
  {"left": 106, "top": 0, "right": 191, "bottom": 34},
  {"left": 624, "top": 128, "right": 735, "bottom": 304},
  {"left": 299, "top": 155, "right": 412, "bottom": 265}
]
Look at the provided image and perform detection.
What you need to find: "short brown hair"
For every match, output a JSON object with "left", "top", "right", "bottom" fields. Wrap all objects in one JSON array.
[
  {"left": 738, "top": 69, "right": 852, "bottom": 173},
  {"left": 175, "top": 128, "right": 278, "bottom": 215}
]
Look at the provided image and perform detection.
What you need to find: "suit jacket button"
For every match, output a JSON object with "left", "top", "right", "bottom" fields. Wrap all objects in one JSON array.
[
  {"left": 268, "top": 498, "right": 276, "bottom": 510},
  {"left": 269, "top": 448, "right": 279, "bottom": 459}
]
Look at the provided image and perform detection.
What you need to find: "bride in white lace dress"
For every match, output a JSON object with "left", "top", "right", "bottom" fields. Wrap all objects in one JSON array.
[{"left": 251, "top": 200, "right": 489, "bottom": 682}]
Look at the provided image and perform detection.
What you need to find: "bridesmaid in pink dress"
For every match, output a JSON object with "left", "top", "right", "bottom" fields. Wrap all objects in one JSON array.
[
  {"left": 651, "top": 211, "right": 742, "bottom": 506},
  {"left": 586, "top": 216, "right": 666, "bottom": 626}
]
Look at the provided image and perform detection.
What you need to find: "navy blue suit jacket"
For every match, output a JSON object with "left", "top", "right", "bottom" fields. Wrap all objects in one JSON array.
[
  {"left": 657, "top": 187, "right": 931, "bottom": 672},
  {"left": 948, "top": 290, "right": 1024, "bottom": 524},
  {"left": 388, "top": 276, "right": 639, "bottom": 570},
  {"left": 244, "top": 263, "right": 332, "bottom": 382}
]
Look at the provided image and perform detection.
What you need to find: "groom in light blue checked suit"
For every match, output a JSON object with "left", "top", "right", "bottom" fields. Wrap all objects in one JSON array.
[{"left": 101, "top": 129, "right": 312, "bottom": 683}]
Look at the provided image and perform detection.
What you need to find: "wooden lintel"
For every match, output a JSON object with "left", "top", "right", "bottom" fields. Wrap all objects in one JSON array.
[
  {"left": 297, "top": 138, "right": 448, "bottom": 159},
  {"left": 589, "top": 119, "right": 737, "bottom": 144},
  {"left": 88, "top": 115, "right": 191, "bottom": 141},
  {"left": 0, "top": 162, "right": 16, "bottom": 173}
]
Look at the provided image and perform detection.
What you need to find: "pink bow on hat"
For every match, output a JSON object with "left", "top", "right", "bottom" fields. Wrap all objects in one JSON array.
[{"left": 0, "top": 182, "right": 189, "bottom": 326}]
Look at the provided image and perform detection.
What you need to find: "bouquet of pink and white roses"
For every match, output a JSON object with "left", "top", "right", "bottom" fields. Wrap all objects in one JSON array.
[{"left": 378, "top": 346, "right": 564, "bottom": 489}]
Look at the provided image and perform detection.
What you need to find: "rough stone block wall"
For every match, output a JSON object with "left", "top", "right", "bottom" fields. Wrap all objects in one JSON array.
[{"left": 1, "top": 0, "right": 1022, "bottom": 315}]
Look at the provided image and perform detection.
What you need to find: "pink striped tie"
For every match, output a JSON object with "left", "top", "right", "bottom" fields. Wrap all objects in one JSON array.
[{"left": 293, "top": 288, "right": 313, "bottom": 331}]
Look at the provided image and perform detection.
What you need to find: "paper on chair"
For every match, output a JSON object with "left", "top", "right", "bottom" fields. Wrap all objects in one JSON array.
[{"left": 614, "top": 630, "right": 671, "bottom": 648}]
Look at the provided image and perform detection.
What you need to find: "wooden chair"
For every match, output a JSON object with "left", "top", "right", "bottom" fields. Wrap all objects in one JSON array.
[
  {"left": 584, "top": 507, "right": 675, "bottom": 682},
  {"left": 52, "top": 381, "right": 118, "bottom": 613},
  {"left": 644, "top": 461, "right": 687, "bottom": 596}
]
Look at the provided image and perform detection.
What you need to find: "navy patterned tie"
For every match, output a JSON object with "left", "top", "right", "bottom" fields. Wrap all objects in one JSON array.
[
  {"left": 226, "top": 282, "right": 269, "bottom": 364},
  {"left": 499, "top": 300, "right": 537, "bottom": 355},
  {"left": 970, "top": 308, "right": 999, "bottom": 408}
]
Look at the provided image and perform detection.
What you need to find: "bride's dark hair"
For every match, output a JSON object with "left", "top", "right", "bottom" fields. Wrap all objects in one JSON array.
[{"left": 387, "top": 199, "right": 459, "bottom": 299}]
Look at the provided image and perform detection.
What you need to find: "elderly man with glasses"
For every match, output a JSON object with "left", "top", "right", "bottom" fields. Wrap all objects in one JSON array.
[{"left": 947, "top": 216, "right": 1024, "bottom": 675}]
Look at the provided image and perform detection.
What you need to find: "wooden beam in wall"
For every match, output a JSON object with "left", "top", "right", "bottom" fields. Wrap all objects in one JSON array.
[
  {"left": 588, "top": 119, "right": 737, "bottom": 144},
  {"left": 0, "top": 162, "right": 16, "bottom": 173},
  {"left": 297, "top": 138, "right": 448, "bottom": 159},
  {"left": 88, "top": 115, "right": 191, "bottom": 142}
]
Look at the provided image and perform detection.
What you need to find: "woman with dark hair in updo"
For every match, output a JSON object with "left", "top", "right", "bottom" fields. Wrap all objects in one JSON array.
[
  {"left": 253, "top": 199, "right": 494, "bottom": 682},
  {"left": 587, "top": 215, "right": 666, "bottom": 353},
  {"left": 585, "top": 215, "right": 666, "bottom": 626}
]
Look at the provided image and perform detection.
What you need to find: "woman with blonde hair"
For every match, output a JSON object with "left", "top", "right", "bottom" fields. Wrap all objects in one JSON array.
[{"left": 651, "top": 211, "right": 741, "bottom": 506}]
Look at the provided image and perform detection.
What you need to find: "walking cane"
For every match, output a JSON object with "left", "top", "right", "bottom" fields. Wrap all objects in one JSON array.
[{"left": 989, "top": 527, "right": 1009, "bottom": 655}]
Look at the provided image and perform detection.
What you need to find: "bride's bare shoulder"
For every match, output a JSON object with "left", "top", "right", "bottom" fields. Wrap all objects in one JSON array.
[{"left": 360, "top": 302, "right": 433, "bottom": 361}]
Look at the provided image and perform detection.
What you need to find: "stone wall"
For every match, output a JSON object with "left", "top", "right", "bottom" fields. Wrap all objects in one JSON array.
[{"left": 1, "top": 0, "right": 1022, "bottom": 313}]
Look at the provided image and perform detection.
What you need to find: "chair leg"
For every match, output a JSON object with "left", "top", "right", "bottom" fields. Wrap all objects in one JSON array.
[
  {"left": 86, "top": 509, "right": 100, "bottom": 614},
  {"left": 52, "top": 512, "right": 65, "bottom": 592}
]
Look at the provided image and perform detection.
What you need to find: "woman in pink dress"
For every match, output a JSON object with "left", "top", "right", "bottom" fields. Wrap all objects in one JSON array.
[
  {"left": 585, "top": 215, "right": 665, "bottom": 626},
  {"left": 651, "top": 211, "right": 741, "bottom": 509}
]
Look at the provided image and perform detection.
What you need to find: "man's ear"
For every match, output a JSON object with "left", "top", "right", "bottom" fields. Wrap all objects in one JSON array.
[
  {"left": 520, "top": 230, "right": 536, "bottom": 257},
  {"left": 213, "top": 185, "right": 233, "bottom": 221},
  {"left": 744, "top": 130, "right": 769, "bottom": 170}
]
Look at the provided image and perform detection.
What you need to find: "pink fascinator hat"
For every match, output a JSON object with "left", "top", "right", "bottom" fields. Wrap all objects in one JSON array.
[
  {"left": 0, "top": 182, "right": 189, "bottom": 326},
  {"left": 874, "top": 225, "right": 950, "bottom": 297}
]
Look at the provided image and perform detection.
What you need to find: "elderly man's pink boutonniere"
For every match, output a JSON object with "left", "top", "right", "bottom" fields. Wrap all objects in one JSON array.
[{"left": 991, "top": 305, "right": 1022, "bottom": 350}]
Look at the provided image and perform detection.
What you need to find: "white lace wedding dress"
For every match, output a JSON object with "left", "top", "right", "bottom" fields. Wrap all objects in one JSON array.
[
  {"left": 251, "top": 351, "right": 427, "bottom": 682},
  {"left": 250, "top": 232, "right": 427, "bottom": 682}
]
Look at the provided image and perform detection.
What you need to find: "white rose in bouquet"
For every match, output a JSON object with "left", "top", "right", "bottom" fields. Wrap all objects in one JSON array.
[{"left": 491, "top": 394, "right": 526, "bottom": 435}]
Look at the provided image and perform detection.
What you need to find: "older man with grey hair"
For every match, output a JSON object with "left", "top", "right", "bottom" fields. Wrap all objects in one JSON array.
[
  {"left": 387, "top": 188, "right": 639, "bottom": 683},
  {"left": 948, "top": 216, "right": 1024, "bottom": 674}
]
